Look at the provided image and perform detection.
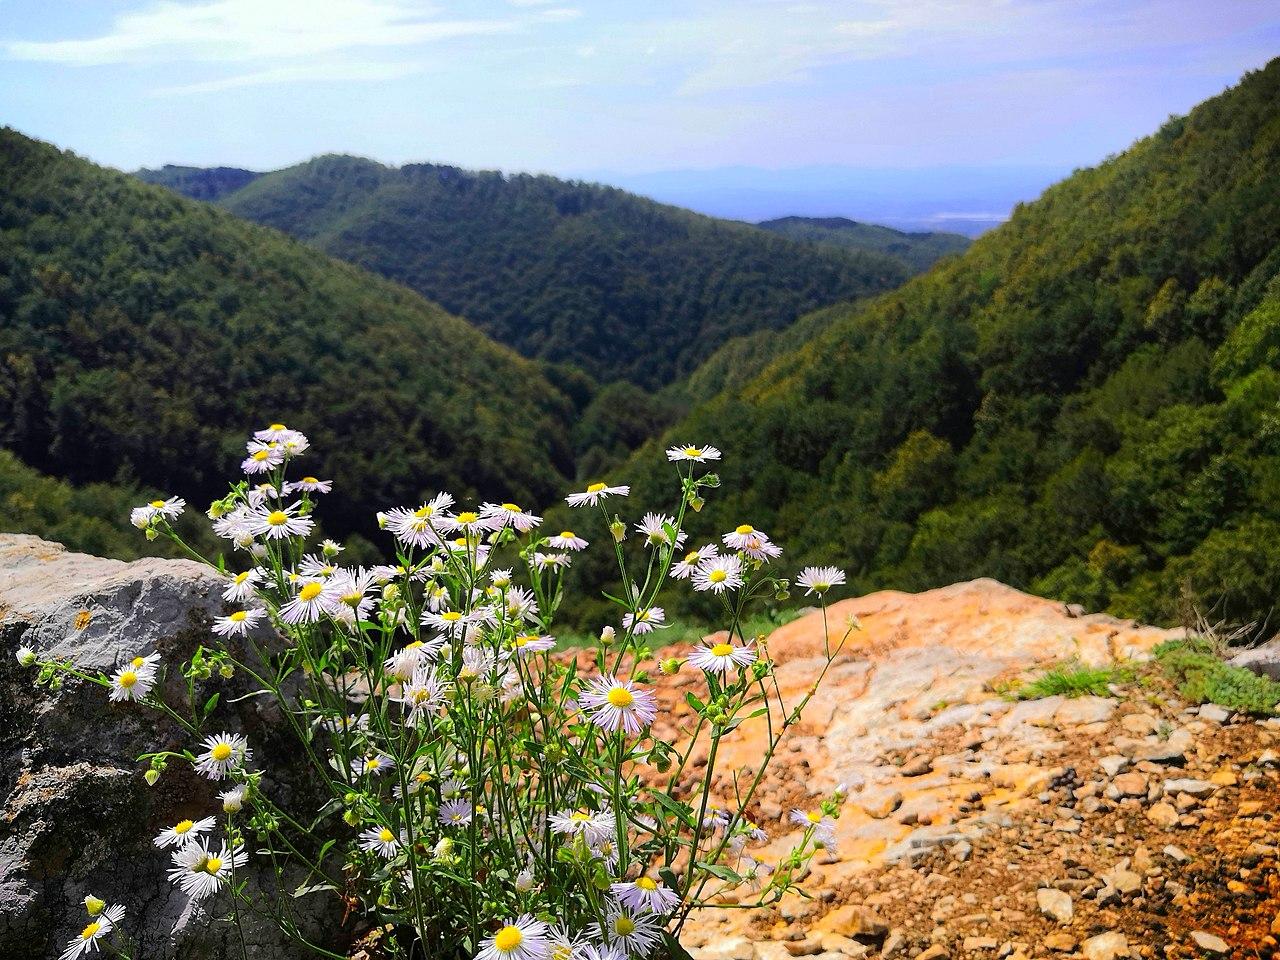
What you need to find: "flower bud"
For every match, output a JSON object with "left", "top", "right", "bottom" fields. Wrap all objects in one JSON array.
[
  {"left": 515, "top": 868, "right": 535, "bottom": 892},
  {"left": 599, "top": 625, "right": 615, "bottom": 647},
  {"left": 218, "top": 663, "right": 235, "bottom": 679},
  {"left": 661, "top": 657, "right": 682, "bottom": 675},
  {"left": 15, "top": 646, "right": 36, "bottom": 668},
  {"left": 376, "top": 512, "right": 388, "bottom": 529},
  {"left": 144, "top": 769, "right": 160, "bottom": 787},
  {"left": 145, "top": 527, "right": 159, "bottom": 541},
  {"left": 344, "top": 792, "right": 360, "bottom": 806},
  {"left": 84, "top": 895, "right": 106, "bottom": 917},
  {"left": 321, "top": 539, "right": 342, "bottom": 558},
  {"left": 207, "top": 500, "right": 227, "bottom": 519},
  {"left": 689, "top": 496, "right": 705, "bottom": 513},
  {"left": 343, "top": 809, "right": 360, "bottom": 827},
  {"left": 609, "top": 520, "right": 626, "bottom": 543}
]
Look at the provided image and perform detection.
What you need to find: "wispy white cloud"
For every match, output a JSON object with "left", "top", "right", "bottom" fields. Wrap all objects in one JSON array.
[
  {"left": 5, "top": 0, "right": 516, "bottom": 66},
  {"left": 152, "top": 60, "right": 424, "bottom": 96}
]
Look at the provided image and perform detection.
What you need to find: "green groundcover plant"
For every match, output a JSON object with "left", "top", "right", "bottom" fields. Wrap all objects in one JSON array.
[{"left": 19, "top": 426, "right": 853, "bottom": 960}]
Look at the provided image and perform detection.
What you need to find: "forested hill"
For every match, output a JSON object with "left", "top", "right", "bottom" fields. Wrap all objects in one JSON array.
[
  {"left": 138, "top": 156, "right": 911, "bottom": 388},
  {"left": 757, "top": 216, "right": 970, "bottom": 273},
  {"left": 135, "top": 164, "right": 261, "bottom": 201},
  {"left": 0, "top": 128, "right": 579, "bottom": 546},
  {"left": 626, "top": 58, "right": 1280, "bottom": 630}
]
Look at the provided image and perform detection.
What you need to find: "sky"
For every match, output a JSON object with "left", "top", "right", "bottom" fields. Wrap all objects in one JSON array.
[{"left": 3, "top": 1, "right": 1278, "bottom": 227}]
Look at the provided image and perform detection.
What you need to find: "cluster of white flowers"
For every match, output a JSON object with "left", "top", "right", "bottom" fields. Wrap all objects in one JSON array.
[{"left": 23, "top": 423, "right": 853, "bottom": 959}]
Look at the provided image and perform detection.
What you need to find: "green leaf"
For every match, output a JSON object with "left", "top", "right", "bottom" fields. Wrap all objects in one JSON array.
[
  {"left": 696, "top": 861, "right": 740, "bottom": 882},
  {"left": 293, "top": 881, "right": 336, "bottom": 898},
  {"left": 663, "top": 932, "right": 697, "bottom": 960},
  {"left": 685, "top": 692, "right": 705, "bottom": 714},
  {"left": 651, "top": 791, "right": 695, "bottom": 829}
]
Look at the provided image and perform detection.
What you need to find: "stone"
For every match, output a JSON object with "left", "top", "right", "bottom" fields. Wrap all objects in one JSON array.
[
  {"left": 1162, "top": 844, "right": 1190, "bottom": 864},
  {"left": 1119, "top": 713, "right": 1159, "bottom": 736},
  {"left": 1081, "top": 932, "right": 1129, "bottom": 960},
  {"left": 1162, "top": 778, "right": 1216, "bottom": 797},
  {"left": 1099, "top": 755, "right": 1129, "bottom": 776},
  {"left": 1146, "top": 803, "right": 1179, "bottom": 828},
  {"left": 1228, "top": 644, "right": 1280, "bottom": 682},
  {"left": 815, "top": 905, "right": 889, "bottom": 941},
  {"left": 818, "top": 934, "right": 870, "bottom": 958},
  {"left": 696, "top": 937, "right": 757, "bottom": 960},
  {"left": 963, "top": 938, "right": 998, "bottom": 952},
  {"left": 1035, "top": 888, "right": 1073, "bottom": 924},
  {"left": 1112, "top": 772, "right": 1147, "bottom": 796},
  {"left": 1188, "top": 932, "right": 1229, "bottom": 954},
  {"left": 917, "top": 947, "right": 949, "bottom": 960},
  {"left": 1044, "top": 933, "right": 1077, "bottom": 952},
  {"left": 1105, "top": 868, "right": 1142, "bottom": 895},
  {"left": 861, "top": 791, "right": 904, "bottom": 820},
  {"left": 1197, "top": 704, "right": 1230, "bottom": 723},
  {"left": 900, "top": 755, "right": 934, "bottom": 777},
  {"left": 1054, "top": 697, "right": 1117, "bottom": 727},
  {"left": 881, "top": 932, "right": 907, "bottom": 958},
  {"left": 785, "top": 939, "right": 824, "bottom": 956}
]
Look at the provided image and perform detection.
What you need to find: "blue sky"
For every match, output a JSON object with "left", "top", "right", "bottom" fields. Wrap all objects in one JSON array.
[{"left": 3, "top": 1, "right": 1278, "bottom": 220}]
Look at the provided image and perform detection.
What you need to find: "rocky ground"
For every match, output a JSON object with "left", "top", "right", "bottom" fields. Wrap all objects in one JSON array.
[{"left": 656, "top": 581, "right": 1280, "bottom": 960}]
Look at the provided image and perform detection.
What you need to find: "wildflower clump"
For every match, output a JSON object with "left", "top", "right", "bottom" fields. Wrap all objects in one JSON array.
[{"left": 21, "top": 425, "right": 854, "bottom": 959}]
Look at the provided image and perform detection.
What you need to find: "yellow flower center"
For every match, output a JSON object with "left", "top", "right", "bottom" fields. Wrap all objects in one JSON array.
[
  {"left": 302, "top": 476, "right": 318, "bottom": 484},
  {"left": 174, "top": 819, "right": 194, "bottom": 834},
  {"left": 560, "top": 531, "right": 575, "bottom": 539},
  {"left": 253, "top": 450, "right": 270, "bottom": 462},
  {"left": 366, "top": 757, "right": 382, "bottom": 769},
  {"left": 378, "top": 828, "right": 394, "bottom": 843},
  {"left": 570, "top": 811, "right": 591, "bottom": 821},
  {"left": 515, "top": 635, "right": 531, "bottom": 647},
  {"left": 709, "top": 569, "right": 727, "bottom": 583},
  {"left": 710, "top": 643, "right": 734, "bottom": 657},
  {"left": 735, "top": 524, "right": 754, "bottom": 535},
  {"left": 230, "top": 611, "right": 248, "bottom": 622},
  {"left": 684, "top": 447, "right": 703, "bottom": 456},
  {"left": 494, "top": 926, "right": 524, "bottom": 952},
  {"left": 806, "top": 811, "right": 822, "bottom": 824},
  {"left": 211, "top": 743, "right": 233, "bottom": 762},
  {"left": 442, "top": 611, "right": 462, "bottom": 622},
  {"left": 501, "top": 503, "right": 521, "bottom": 513},
  {"left": 684, "top": 550, "right": 700, "bottom": 563},
  {"left": 204, "top": 857, "right": 222, "bottom": 874},
  {"left": 415, "top": 772, "right": 431, "bottom": 783},
  {"left": 268, "top": 423, "right": 286, "bottom": 431},
  {"left": 607, "top": 687, "right": 635, "bottom": 709},
  {"left": 299, "top": 582, "right": 324, "bottom": 602},
  {"left": 458, "top": 511, "right": 479, "bottom": 524},
  {"left": 234, "top": 572, "right": 250, "bottom": 584},
  {"left": 636, "top": 877, "right": 658, "bottom": 891},
  {"left": 266, "top": 510, "right": 288, "bottom": 526},
  {"left": 150, "top": 499, "right": 166, "bottom": 509},
  {"left": 131, "top": 656, "right": 145, "bottom": 668},
  {"left": 80, "top": 922, "right": 101, "bottom": 941},
  {"left": 414, "top": 505, "right": 434, "bottom": 518},
  {"left": 586, "top": 482, "right": 607, "bottom": 493},
  {"left": 119, "top": 670, "right": 138, "bottom": 688},
  {"left": 614, "top": 916, "right": 636, "bottom": 936}
]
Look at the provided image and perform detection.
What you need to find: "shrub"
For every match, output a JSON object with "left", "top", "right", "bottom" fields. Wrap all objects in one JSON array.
[
  {"left": 1017, "top": 660, "right": 1134, "bottom": 700},
  {"left": 1153, "top": 638, "right": 1280, "bottom": 716}
]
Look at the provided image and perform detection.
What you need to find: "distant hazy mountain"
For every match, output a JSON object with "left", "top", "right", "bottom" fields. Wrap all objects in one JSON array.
[
  {"left": 585, "top": 164, "right": 1070, "bottom": 236},
  {"left": 135, "top": 164, "right": 260, "bottom": 202},
  {"left": 757, "top": 216, "right": 969, "bottom": 273},
  {"left": 136, "top": 156, "right": 911, "bottom": 388}
]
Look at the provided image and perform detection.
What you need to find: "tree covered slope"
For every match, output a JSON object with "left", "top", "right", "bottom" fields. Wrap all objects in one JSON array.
[
  {"left": 757, "top": 216, "right": 970, "bottom": 273},
  {"left": 629, "top": 59, "right": 1280, "bottom": 629},
  {"left": 144, "top": 155, "right": 911, "bottom": 388},
  {"left": 0, "top": 129, "right": 577, "bottom": 543}
]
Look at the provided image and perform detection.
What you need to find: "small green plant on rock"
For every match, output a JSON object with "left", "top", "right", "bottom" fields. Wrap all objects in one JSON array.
[
  {"left": 1016, "top": 660, "right": 1135, "bottom": 700},
  {"left": 1153, "top": 638, "right": 1280, "bottom": 716}
]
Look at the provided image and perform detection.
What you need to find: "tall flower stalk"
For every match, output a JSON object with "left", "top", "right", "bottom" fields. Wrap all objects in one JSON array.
[{"left": 20, "top": 425, "right": 853, "bottom": 960}]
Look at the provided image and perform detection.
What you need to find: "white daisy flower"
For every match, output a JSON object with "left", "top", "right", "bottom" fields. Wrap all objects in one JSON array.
[
  {"left": 477, "top": 914, "right": 551, "bottom": 960},
  {"left": 741, "top": 534, "right": 782, "bottom": 562},
  {"left": 797, "top": 565, "right": 846, "bottom": 596},
  {"left": 635, "top": 513, "right": 686, "bottom": 549},
  {"left": 457, "top": 646, "right": 498, "bottom": 683},
  {"left": 384, "top": 640, "right": 442, "bottom": 681},
  {"left": 211, "top": 505, "right": 256, "bottom": 542},
  {"left": 212, "top": 608, "right": 265, "bottom": 638},
  {"left": 665, "top": 444, "right": 721, "bottom": 463},
  {"left": 220, "top": 785, "right": 248, "bottom": 813},
  {"left": 512, "top": 633, "right": 556, "bottom": 657},
  {"left": 577, "top": 945, "right": 626, "bottom": 960},
  {"left": 789, "top": 809, "right": 838, "bottom": 850},
  {"left": 108, "top": 657, "right": 159, "bottom": 702},
  {"left": 622, "top": 607, "right": 667, "bottom": 635},
  {"left": 687, "top": 639, "right": 757, "bottom": 675},
  {"left": 15, "top": 646, "right": 37, "bottom": 668},
  {"left": 194, "top": 732, "right": 250, "bottom": 780},
  {"left": 323, "top": 568, "right": 378, "bottom": 621},
  {"left": 277, "top": 430, "right": 310, "bottom": 457},
  {"left": 279, "top": 579, "right": 333, "bottom": 625},
  {"left": 438, "top": 509, "right": 495, "bottom": 535},
  {"left": 422, "top": 608, "right": 492, "bottom": 636},
  {"left": 252, "top": 422, "right": 294, "bottom": 443},
  {"left": 284, "top": 475, "right": 332, "bottom": 494},
  {"left": 549, "top": 807, "right": 616, "bottom": 847},
  {"left": 501, "top": 585, "right": 540, "bottom": 622},
  {"left": 353, "top": 754, "right": 395, "bottom": 778},
  {"left": 59, "top": 903, "right": 125, "bottom": 960},
  {"left": 358, "top": 825, "right": 402, "bottom": 858},
  {"left": 167, "top": 839, "right": 249, "bottom": 899},
  {"left": 244, "top": 483, "right": 280, "bottom": 508},
  {"left": 221, "top": 569, "right": 263, "bottom": 603},
  {"left": 547, "top": 530, "right": 589, "bottom": 551},
  {"left": 611, "top": 876, "right": 681, "bottom": 914},
  {"left": 153, "top": 815, "right": 216, "bottom": 849},
  {"left": 691, "top": 554, "right": 744, "bottom": 594},
  {"left": 130, "top": 496, "right": 186, "bottom": 527},
  {"left": 489, "top": 568, "right": 513, "bottom": 588},
  {"left": 534, "top": 552, "right": 571, "bottom": 571},
  {"left": 296, "top": 555, "right": 339, "bottom": 578},
  {"left": 480, "top": 502, "right": 543, "bottom": 533},
  {"left": 241, "top": 443, "right": 284, "bottom": 475},
  {"left": 248, "top": 504, "right": 314, "bottom": 540},
  {"left": 384, "top": 495, "right": 454, "bottom": 548},
  {"left": 439, "top": 776, "right": 468, "bottom": 801},
  {"left": 722, "top": 524, "right": 766, "bottom": 551},
  {"left": 439, "top": 798, "right": 474, "bottom": 827},
  {"left": 396, "top": 666, "right": 451, "bottom": 723},
  {"left": 671, "top": 545, "right": 718, "bottom": 580},
  {"left": 564, "top": 482, "right": 630, "bottom": 508},
  {"left": 579, "top": 676, "right": 657, "bottom": 736},
  {"left": 589, "top": 903, "right": 662, "bottom": 957}
]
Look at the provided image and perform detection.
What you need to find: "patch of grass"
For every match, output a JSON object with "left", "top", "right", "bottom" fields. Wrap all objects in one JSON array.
[
  {"left": 1153, "top": 638, "right": 1280, "bottom": 716},
  {"left": 1017, "top": 660, "right": 1135, "bottom": 700}
]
